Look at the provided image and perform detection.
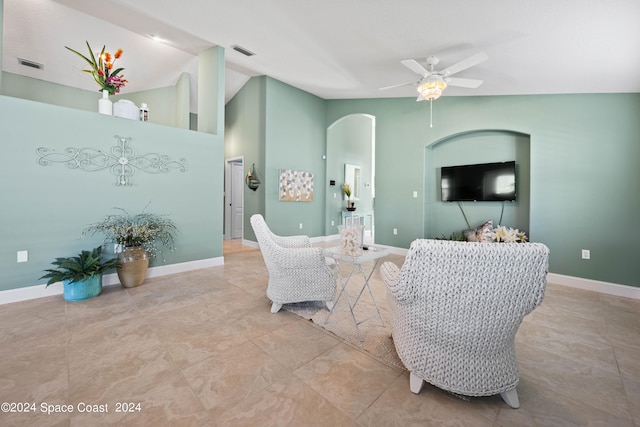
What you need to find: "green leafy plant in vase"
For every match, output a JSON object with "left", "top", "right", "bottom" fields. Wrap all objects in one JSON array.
[
  {"left": 40, "top": 246, "right": 119, "bottom": 301},
  {"left": 342, "top": 183, "right": 356, "bottom": 211}
]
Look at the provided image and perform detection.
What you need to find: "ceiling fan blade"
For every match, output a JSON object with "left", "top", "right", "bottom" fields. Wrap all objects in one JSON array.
[
  {"left": 445, "top": 77, "right": 484, "bottom": 88},
  {"left": 401, "top": 59, "right": 430, "bottom": 77},
  {"left": 416, "top": 94, "right": 425, "bottom": 102},
  {"left": 379, "top": 81, "right": 415, "bottom": 91},
  {"left": 440, "top": 52, "right": 488, "bottom": 77}
]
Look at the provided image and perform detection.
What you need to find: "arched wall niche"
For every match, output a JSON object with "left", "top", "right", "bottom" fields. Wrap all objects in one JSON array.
[
  {"left": 326, "top": 113, "right": 376, "bottom": 237},
  {"left": 424, "top": 129, "right": 531, "bottom": 239}
]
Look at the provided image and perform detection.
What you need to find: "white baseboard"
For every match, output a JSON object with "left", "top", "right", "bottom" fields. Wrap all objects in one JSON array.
[
  {"left": 242, "top": 239, "right": 259, "bottom": 249},
  {"left": 0, "top": 257, "right": 224, "bottom": 306},
  {"left": 7, "top": 251, "right": 636, "bottom": 306},
  {"left": 547, "top": 273, "right": 640, "bottom": 300}
]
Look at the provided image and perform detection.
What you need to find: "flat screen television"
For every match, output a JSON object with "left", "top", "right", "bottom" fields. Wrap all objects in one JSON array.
[{"left": 441, "top": 161, "right": 516, "bottom": 202}]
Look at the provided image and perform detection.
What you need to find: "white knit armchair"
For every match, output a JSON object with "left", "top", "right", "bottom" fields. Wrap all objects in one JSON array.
[
  {"left": 380, "top": 239, "right": 549, "bottom": 408},
  {"left": 250, "top": 214, "right": 337, "bottom": 313}
]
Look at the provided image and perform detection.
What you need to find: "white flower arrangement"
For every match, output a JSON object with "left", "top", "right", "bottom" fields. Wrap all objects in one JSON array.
[{"left": 492, "top": 225, "right": 528, "bottom": 243}]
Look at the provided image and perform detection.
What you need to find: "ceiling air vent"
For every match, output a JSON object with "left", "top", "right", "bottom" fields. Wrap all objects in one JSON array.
[
  {"left": 18, "top": 58, "right": 44, "bottom": 70},
  {"left": 232, "top": 45, "right": 255, "bottom": 57}
]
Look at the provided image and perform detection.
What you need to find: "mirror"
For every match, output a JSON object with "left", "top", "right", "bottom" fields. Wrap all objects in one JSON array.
[{"left": 344, "top": 163, "right": 361, "bottom": 200}]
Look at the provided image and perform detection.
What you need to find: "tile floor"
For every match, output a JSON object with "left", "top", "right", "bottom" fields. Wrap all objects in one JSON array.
[{"left": 1, "top": 240, "right": 639, "bottom": 426}]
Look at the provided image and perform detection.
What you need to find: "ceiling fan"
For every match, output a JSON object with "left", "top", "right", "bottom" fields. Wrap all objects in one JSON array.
[
  {"left": 380, "top": 52, "right": 488, "bottom": 127},
  {"left": 380, "top": 52, "right": 489, "bottom": 101}
]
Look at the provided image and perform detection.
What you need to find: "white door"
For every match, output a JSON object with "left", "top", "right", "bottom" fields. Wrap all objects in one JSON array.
[{"left": 231, "top": 161, "right": 244, "bottom": 239}]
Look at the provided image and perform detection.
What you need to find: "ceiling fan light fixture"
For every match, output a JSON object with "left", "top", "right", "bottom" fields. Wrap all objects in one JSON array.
[{"left": 418, "top": 77, "right": 447, "bottom": 100}]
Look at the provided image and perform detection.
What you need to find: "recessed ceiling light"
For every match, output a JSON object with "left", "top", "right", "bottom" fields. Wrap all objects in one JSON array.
[{"left": 149, "top": 34, "right": 166, "bottom": 42}]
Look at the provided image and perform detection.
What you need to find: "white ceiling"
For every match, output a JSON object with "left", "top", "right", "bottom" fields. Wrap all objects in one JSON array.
[{"left": 3, "top": 0, "right": 640, "bottom": 112}]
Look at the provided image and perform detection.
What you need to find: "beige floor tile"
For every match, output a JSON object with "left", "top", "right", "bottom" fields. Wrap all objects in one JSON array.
[
  {"left": 516, "top": 318, "right": 619, "bottom": 376},
  {"left": 294, "top": 342, "right": 402, "bottom": 419},
  {"left": 181, "top": 341, "right": 290, "bottom": 414},
  {"left": 622, "top": 373, "right": 640, "bottom": 426},
  {"left": 158, "top": 319, "right": 250, "bottom": 368},
  {"left": 214, "top": 374, "right": 354, "bottom": 427},
  {"left": 235, "top": 306, "right": 302, "bottom": 340},
  {"left": 0, "top": 411, "right": 71, "bottom": 427},
  {"left": 614, "top": 344, "right": 640, "bottom": 383},
  {"left": 0, "top": 297, "right": 67, "bottom": 357},
  {"left": 0, "top": 342, "right": 68, "bottom": 405},
  {"left": 1, "top": 241, "right": 638, "bottom": 426},
  {"left": 495, "top": 376, "right": 635, "bottom": 427},
  {"left": 253, "top": 320, "right": 341, "bottom": 370},
  {"left": 518, "top": 342, "right": 633, "bottom": 421},
  {"left": 69, "top": 369, "right": 208, "bottom": 427},
  {"left": 357, "top": 372, "right": 498, "bottom": 426}
]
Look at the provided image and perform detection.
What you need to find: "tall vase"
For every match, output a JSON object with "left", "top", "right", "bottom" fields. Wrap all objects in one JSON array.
[
  {"left": 117, "top": 246, "right": 149, "bottom": 288},
  {"left": 98, "top": 89, "right": 112, "bottom": 115}
]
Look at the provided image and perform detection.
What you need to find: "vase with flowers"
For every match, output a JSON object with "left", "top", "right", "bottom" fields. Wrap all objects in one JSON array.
[
  {"left": 82, "top": 207, "right": 177, "bottom": 288},
  {"left": 65, "top": 41, "right": 128, "bottom": 115},
  {"left": 342, "top": 183, "right": 356, "bottom": 211}
]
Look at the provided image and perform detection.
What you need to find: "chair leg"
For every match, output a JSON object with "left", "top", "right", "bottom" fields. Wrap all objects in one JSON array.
[
  {"left": 326, "top": 300, "right": 335, "bottom": 311},
  {"left": 409, "top": 372, "right": 425, "bottom": 394},
  {"left": 500, "top": 387, "right": 520, "bottom": 409},
  {"left": 270, "top": 302, "right": 283, "bottom": 313}
]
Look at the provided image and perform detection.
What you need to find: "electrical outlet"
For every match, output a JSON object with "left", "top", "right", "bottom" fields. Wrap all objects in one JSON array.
[
  {"left": 331, "top": 220, "right": 335, "bottom": 226},
  {"left": 413, "top": 191, "right": 418, "bottom": 198},
  {"left": 393, "top": 228, "right": 398, "bottom": 235},
  {"left": 17, "top": 250, "right": 28, "bottom": 263},
  {"left": 333, "top": 192, "right": 336, "bottom": 198},
  {"left": 299, "top": 223, "right": 303, "bottom": 229},
  {"left": 581, "top": 249, "right": 590, "bottom": 260}
]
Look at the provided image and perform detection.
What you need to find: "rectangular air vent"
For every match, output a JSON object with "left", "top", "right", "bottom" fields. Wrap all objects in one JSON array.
[
  {"left": 18, "top": 58, "right": 43, "bottom": 70},
  {"left": 232, "top": 45, "right": 255, "bottom": 57}
]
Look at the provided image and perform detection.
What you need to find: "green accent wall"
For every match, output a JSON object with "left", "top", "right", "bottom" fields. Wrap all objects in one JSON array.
[
  {"left": 225, "top": 76, "right": 328, "bottom": 240},
  {"left": 325, "top": 94, "right": 640, "bottom": 287},
  {"left": 0, "top": 95, "right": 224, "bottom": 292},
  {"left": 264, "top": 77, "right": 327, "bottom": 237},
  {"left": 227, "top": 80, "right": 640, "bottom": 288},
  {"left": 1, "top": 72, "right": 191, "bottom": 129},
  {"left": 426, "top": 130, "right": 531, "bottom": 238},
  {"left": 225, "top": 76, "right": 267, "bottom": 242}
]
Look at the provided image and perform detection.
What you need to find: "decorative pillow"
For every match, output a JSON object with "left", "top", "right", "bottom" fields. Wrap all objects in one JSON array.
[{"left": 474, "top": 220, "right": 494, "bottom": 243}]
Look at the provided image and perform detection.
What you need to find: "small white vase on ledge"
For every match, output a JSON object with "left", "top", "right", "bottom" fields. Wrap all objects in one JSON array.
[{"left": 98, "top": 89, "right": 112, "bottom": 115}]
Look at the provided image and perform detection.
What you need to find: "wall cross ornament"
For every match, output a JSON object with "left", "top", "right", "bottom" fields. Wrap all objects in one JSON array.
[{"left": 36, "top": 135, "right": 187, "bottom": 186}]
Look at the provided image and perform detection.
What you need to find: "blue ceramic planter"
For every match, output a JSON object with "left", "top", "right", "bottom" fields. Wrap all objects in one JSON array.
[{"left": 63, "top": 274, "right": 103, "bottom": 302}]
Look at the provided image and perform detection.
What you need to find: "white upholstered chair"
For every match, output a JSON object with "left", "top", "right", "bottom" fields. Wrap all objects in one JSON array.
[
  {"left": 250, "top": 214, "right": 337, "bottom": 313},
  {"left": 380, "top": 239, "right": 549, "bottom": 408}
]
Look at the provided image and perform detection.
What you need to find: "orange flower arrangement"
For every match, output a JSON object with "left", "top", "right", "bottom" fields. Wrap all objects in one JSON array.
[{"left": 65, "top": 41, "right": 127, "bottom": 95}]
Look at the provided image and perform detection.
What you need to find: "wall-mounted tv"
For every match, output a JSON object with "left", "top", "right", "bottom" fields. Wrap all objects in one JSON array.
[{"left": 441, "top": 161, "right": 516, "bottom": 202}]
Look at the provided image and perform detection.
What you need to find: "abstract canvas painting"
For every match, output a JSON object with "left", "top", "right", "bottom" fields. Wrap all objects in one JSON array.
[{"left": 279, "top": 169, "right": 314, "bottom": 202}]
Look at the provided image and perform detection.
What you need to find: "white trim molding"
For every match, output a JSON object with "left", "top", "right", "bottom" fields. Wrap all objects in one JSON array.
[
  {"left": 4, "top": 250, "right": 638, "bottom": 305},
  {"left": 242, "top": 239, "right": 259, "bottom": 249},
  {"left": 547, "top": 273, "right": 640, "bottom": 300},
  {"left": 0, "top": 257, "right": 224, "bottom": 306}
]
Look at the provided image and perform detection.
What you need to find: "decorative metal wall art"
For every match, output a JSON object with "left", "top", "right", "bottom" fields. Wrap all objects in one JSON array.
[
  {"left": 36, "top": 135, "right": 187, "bottom": 186},
  {"left": 279, "top": 169, "right": 314, "bottom": 202}
]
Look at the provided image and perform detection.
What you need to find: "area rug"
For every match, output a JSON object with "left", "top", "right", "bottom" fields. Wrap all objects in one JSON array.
[{"left": 283, "top": 260, "right": 406, "bottom": 371}]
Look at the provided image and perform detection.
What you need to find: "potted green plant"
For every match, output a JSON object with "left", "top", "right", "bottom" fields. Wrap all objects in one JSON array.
[
  {"left": 82, "top": 207, "right": 177, "bottom": 288},
  {"left": 40, "top": 246, "right": 119, "bottom": 301},
  {"left": 342, "top": 183, "right": 356, "bottom": 211}
]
